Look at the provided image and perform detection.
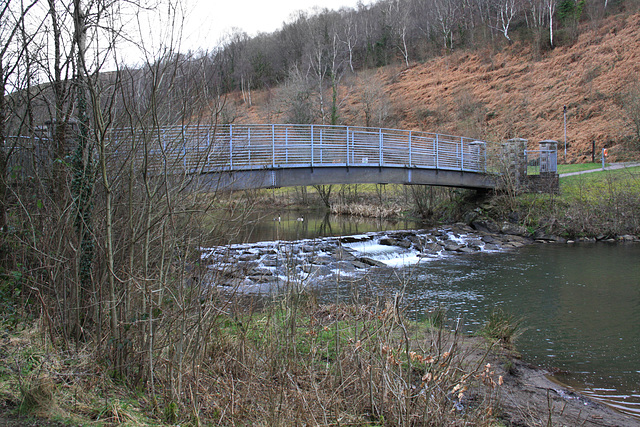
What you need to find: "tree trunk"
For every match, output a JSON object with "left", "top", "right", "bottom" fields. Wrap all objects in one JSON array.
[{"left": 0, "top": 58, "right": 7, "bottom": 234}]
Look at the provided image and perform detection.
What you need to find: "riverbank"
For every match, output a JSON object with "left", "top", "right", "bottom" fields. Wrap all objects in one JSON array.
[
  {"left": 227, "top": 162, "right": 640, "bottom": 243},
  {"left": 198, "top": 219, "right": 638, "bottom": 425},
  {"left": 1, "top": 301, "right": 638, "bottom": 426},
  {"left": 363, "top": 163, "right": 639, "bottom": 238},
  {"left": 479, "top": 340, "right": 639, "bottom": 426},
  {"left": 2, "top": 170, "right": 639, "bottom": 426}
]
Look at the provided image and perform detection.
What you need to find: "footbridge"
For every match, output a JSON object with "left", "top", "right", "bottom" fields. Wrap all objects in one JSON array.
[{"left": 108, "top": 124, "right": 496, "bottom": 191}]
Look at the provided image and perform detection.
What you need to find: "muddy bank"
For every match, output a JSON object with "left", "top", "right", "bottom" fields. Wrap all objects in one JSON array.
[{"left": 480, "top": 344, "right": 640, "bottom": 426}]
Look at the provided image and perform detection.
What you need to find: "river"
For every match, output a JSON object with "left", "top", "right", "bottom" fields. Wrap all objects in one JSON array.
[
  {"left": 219, "top": 209, "right": 640, "bottom": 417},
  {"left": 374, "top": 243, "right": 640, "bottom": 418}
]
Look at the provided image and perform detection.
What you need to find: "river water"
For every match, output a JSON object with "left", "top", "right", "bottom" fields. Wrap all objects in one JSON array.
[
  {"left": 375, "top": 243, "right": 640, "bottom": 418},
  {"left": 224, "top": 210, "right": 640, "bottom": 417},
  {"left": 228, "top": 209, "right": 427, "bottom": 243}
]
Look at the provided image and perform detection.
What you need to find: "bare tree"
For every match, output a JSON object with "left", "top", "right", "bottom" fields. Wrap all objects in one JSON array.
[
  {"left": 356, "top": 71, "right": 391, "bottom": 127},
  {"left": 525, "top": 0, "right": 547, "bottom": 28},
  {"left": 433, "top": 0, "right": 459, "bottom": 49},
  {"left": 299, "top": 9, "right": 347, "bottom": 125},
  {"left": 547, "top": 0, "right": 556, "bottom": 47},
  {"left": 305, "top": 11, "right": 331, "bottom": 124},
  {"left": 0, "top": 0, "right": 41, "bottom": 233},
  {"left": 338, "top": 9, "right": 359, "bottom": 73},
  {"left": 388, "top": 0, "right": 412, "bottom": 66},
  {"left": 490, "top": 0, "right": 521, "bottom": 41},
  {"left": 283, "top": 66, "right": 316, "bottom": 124}
]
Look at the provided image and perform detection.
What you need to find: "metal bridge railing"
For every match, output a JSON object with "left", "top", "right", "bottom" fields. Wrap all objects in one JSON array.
[
  {"left": 5, "top": 125, "right": 489, "bottom": 181},
  {"left": 3, "top": 136, "right": 54, "bottom": 181},
  {"left": 525, "top": 149, "right": 558, "bottom": 175},
  {"left": 107, "top": 124, "right": 488, "bottom": 175}
]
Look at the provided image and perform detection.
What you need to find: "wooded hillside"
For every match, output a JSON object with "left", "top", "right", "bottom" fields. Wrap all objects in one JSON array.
[{"left": 225, "top": 10, "right": 640, "bottom": 162}]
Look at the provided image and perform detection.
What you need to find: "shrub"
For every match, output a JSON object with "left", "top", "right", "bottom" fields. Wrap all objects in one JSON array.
[{"left": 479, "top": 308, "right": 524, "bottom": 348}]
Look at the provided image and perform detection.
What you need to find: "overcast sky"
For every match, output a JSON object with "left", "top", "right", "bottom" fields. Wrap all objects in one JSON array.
[{"left": 180, "top": 0, "right": 370, "bottom": 52}]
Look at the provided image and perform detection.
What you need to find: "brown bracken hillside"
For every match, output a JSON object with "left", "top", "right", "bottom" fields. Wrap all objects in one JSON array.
[{"left": 232, "top": 12, "right": 640, "bottom": 163}]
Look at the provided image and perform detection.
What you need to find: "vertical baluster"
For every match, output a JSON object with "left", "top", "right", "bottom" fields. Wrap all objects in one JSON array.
[
  {"left": 435, "top": 134, "right": 439, "bottom": 169},
  {"left": 484, "top": 142, "right": 487, "bottom": 172},
  {"left": 346, "top": 127, "right": 350, "bottom": 167},
  {"left": 379, "top": 128, "right": 383, "bottom": 166},
  {"left": 161, "top": 128, "right": 165, "bottom": 176},
  {"left": 272, "top": 124, "right": 275, "bottom": 167},
  {"left": 183, "top": 126, "right": 187, "bottom": 171},
  {"left": 229, "top": 124, "right": 233, "bottom": 170},
  {"left": 206, "top": 131, "right": 210, "bottom": 167},
  {"left": 319, "top": 128, "right": 323, "bottom": 164},
  {"left": 409, "top": 131, "right": 412, "bottom": 166},
  {"left": 346, "top": 126, "right": 349, "bottom": 166},
  {"left": 461, "top": 136, "right": 464, "bottom": 170},
  {"left": 311, "top": 125, "right": 314, "bottom": 167}
]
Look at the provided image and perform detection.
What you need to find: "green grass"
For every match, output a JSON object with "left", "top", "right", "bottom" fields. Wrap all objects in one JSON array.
[
  {"left": 478, "top": 308, "right": 524, "bottom": 348},
  {"left": 518, "top": 165, "right": 640, "bottom": 205},
  {"left": 560, "top": 166, "right": 640, "bottom": 199},
  {"left": 557, "top": 162, "right": 607, "bottom": 174},
  {"left": 515, "top": 165, "right": 640, "bottom": 238}
]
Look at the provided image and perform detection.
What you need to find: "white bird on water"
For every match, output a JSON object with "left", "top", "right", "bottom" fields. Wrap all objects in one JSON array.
[{"left": 296, "top": 216, "right": 304, "bottom": 222}]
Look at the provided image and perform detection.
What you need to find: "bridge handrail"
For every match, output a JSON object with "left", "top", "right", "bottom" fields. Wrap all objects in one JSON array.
[
  {"left": 525, "top": 148, "right": 558, "bottom": 174},
  {"left": 106, "top": 124, "right": 488, "bottom": 175}
]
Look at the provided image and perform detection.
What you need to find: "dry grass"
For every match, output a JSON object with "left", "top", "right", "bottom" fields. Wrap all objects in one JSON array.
[
  {"left": 230, "top": 12, "right": 640, "bottom": 164},
  {"left": 177, "top": 296, "right": 505, "bottom": 426},
  {"left": 0, "top": 294, "right": 508, "bottom": 426},
  {"left": 383, "top": 13, "right": 640, "bottom": 161},
  {"left": 331, "top": 202, "right": 403, "bottom": 219}
]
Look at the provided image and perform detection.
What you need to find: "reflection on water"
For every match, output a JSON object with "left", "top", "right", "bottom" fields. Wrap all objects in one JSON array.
[{"left": 219, "top": 208, "right": 427, "bottom": 244}]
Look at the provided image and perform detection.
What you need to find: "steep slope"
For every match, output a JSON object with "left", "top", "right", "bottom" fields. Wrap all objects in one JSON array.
[
  {"left": 386, "top": 12, "right": 640, "bottom": 162},
  {"left": 231, "top": 12, "right": 640, "bottom": 163}
]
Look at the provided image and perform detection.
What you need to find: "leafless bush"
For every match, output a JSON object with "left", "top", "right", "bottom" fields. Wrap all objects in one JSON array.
[
  {"left": 556, "top": 174, "right": 640, "bottom": 237},
  {"left": 178, "top": 295, "right": 504, "bottom": 426},
  {"left": 331, "top": 202, "right": 403, "bottom": 218},
  {"left": 486, "top": 139, "right": 527, "bottom": 213}
]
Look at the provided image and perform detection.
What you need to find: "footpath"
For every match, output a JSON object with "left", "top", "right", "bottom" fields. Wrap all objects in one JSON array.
[{"left": 559, "top": 161, "right": 640, "bottom": 177}]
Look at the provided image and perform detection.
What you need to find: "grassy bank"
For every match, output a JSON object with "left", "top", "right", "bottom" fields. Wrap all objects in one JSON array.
[
  {"left": 4, "top": 291, "right": 634, "bottom": 426},
  {"left": 232, "top": 183, "right": 478, "bottom": 225},
  {"left": 0, "top": 294, "right": 509, "bottom": 426},
  {"left": 510, "top": 166, "right": 640, "bottom": 238}
]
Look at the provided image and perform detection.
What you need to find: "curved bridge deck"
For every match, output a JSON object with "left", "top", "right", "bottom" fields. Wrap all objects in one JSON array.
[{"left": 108, "top": 124, "right": 496, "bottom": 190}]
